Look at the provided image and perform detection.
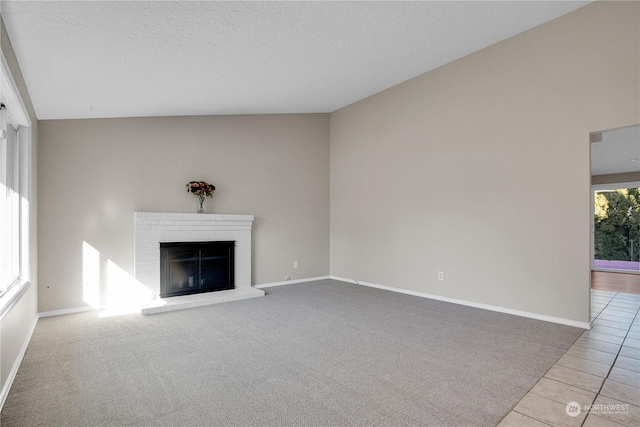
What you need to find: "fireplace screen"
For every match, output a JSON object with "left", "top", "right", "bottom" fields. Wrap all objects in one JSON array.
[{"left": 160, "top": 241, "right": 235, "bottom": 298}]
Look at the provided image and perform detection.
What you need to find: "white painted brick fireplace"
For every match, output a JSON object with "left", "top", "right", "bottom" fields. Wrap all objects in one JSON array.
[{"left": 134, "top": 212, "right": 264, "bottom": 314}]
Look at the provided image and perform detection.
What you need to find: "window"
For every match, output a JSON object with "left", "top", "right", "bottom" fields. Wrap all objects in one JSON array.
[
  {"left": 593, "top": 185, "right": 640, "bottom": 273},
  {"left": 0, "top": 106, "right": 20, "bottom": 291},
  {"left": 0, "top": 52, "right": 31, "bottom": 296}
]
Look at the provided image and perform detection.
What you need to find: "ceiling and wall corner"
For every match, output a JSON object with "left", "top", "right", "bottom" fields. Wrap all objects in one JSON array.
[
  {"left": 591, "top": 125, "right": 640, "bottom": 177},
  {"left": 1, "top": 1, "right": 591, "bottom": 120},
  {"left": 592, "top": 172, "right": 640, "bottom": 186}
]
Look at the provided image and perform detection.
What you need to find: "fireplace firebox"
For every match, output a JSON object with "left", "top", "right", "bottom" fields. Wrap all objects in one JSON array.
[{"left": 160, "top": 241, "right": 235, "bottom": 298}]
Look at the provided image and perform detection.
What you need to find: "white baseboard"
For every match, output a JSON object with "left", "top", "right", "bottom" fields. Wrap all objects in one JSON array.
[
  {"left": 0, "top": 313, "right": 38, "bottom": 411},
  {"left": 255, "top": 276, "right": 331, "bottom": 289},
  {"left": 39, "top": 306, "right": 96, "bottom": 318},
  {"left": 330, "top": 276, "right": 590, "bottom": 329}
]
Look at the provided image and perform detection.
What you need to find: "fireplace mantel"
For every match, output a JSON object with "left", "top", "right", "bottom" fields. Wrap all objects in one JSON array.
[{"left": 134, "top": 212, "right": 264, "bottom": 314}]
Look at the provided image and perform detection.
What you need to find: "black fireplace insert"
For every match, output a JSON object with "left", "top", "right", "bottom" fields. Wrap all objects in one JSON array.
[{"left": 160, "top": 241, "right": 235, "bottom": 298}]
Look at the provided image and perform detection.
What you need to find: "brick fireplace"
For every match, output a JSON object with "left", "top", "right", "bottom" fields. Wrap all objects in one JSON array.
[{"left": 134, "top": 212, "right": 264, "bottom": 314}]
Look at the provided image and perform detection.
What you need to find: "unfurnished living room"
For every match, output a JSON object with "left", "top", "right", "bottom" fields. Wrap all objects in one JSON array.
[{"left": 0, "top": 1, "right": 639, "bottom": 426}]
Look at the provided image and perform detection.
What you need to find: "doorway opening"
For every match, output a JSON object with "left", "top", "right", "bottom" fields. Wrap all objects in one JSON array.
[{"left": 590, "top": 125, "right": 640, "bottom": 298}]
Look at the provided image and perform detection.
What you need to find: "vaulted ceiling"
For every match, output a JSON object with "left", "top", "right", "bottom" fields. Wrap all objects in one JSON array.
[{"left": 2, "top": 1, "right": 591, "bottom": 120}]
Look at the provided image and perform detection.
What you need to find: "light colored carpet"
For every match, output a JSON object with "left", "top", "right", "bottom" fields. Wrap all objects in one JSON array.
[{"left": 1, "top": 279, "right": 582, "bottom": 426}]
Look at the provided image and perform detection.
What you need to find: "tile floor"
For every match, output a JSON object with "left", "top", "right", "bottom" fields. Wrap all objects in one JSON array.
[{"left": 498, "top": 289, "right": 640, "bottom": 427}]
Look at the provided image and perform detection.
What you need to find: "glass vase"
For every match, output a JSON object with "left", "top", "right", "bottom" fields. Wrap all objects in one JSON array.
[{"left": 197, "top": 196, "right": 205, "bottom": 214}]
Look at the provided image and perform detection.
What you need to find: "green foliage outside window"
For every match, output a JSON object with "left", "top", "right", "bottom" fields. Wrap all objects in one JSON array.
[{"left": 594, "top": 188, "right": 640, "bottom": 261}]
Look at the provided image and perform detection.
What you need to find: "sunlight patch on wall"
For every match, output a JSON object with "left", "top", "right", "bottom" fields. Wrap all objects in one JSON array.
[
  {"left": 101, "top": 260, "right": 152, "bottom": 317},
  {"left": 82, "top": 241, "right": 100, "bottom": 309}
]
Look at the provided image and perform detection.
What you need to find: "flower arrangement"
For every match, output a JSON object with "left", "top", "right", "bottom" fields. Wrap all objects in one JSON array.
[
  {"left": 186, "top": 181, "right": 215, "bottom": 213},
  {"left": 186, "top": 180, "right": 215, "bottom": 198}
]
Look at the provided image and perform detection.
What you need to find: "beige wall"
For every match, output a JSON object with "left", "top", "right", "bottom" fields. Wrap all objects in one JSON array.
[
  {"left": 0, "top": 285, "right": 37, "bottom": 390},
  {"left": 330, "top": 1, "right": 639, "bottom": 324},
  {"left": 592, "top": 172, "right": 640, "bottom": 186},
  {"left": 0, "top": 18, "right": 39, "bottom": 397},
  {"left": 38, "top": 114, "right": 329, "bottom": 312},
  {"left": 13, "top": 2, "right": 640, "bottom": 322}
]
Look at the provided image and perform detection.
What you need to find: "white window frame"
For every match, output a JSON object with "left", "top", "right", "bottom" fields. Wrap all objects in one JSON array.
[
  {"left": 1, "top": 108, "right": 20, "bottom": 288},
  {"left": 0, "top": 50, "right": 32, "bottom": 320},
  {"left": 591, "top": 181, "right": 640, "bottom": 274}
]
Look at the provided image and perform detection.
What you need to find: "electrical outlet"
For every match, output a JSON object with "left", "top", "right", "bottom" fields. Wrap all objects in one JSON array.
[
  {"left": 438, "top": 271, "right": 444, "bottom": 281},
  {"left": 294, "top": 261, "right": 299, "bottom": 269}
]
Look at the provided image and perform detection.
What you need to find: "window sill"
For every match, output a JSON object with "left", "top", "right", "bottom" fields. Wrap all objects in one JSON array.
[{"left": 0, "top": 279, "right": 32, "bottom": 322}]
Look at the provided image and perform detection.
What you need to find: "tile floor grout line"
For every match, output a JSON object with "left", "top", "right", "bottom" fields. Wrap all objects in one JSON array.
[
  {"left": 590, "top": 291, "right": 618, "bottom": 325},
  {"left": 581, "top": 298, "right": 640, "bottom": 427},
  {"left": 498, "top": 289, "right": 639, "bottom": 427},
  {"left": 579, "top": 291, "right": 619, "bottom": 427},
  {"left": 510, "top": 407, "right": 555, "bottom": 427}
]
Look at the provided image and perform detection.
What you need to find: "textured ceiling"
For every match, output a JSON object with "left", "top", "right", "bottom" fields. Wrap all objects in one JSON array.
[{"left": 2, "top": 1, "right": 591, "bottom": 120}]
